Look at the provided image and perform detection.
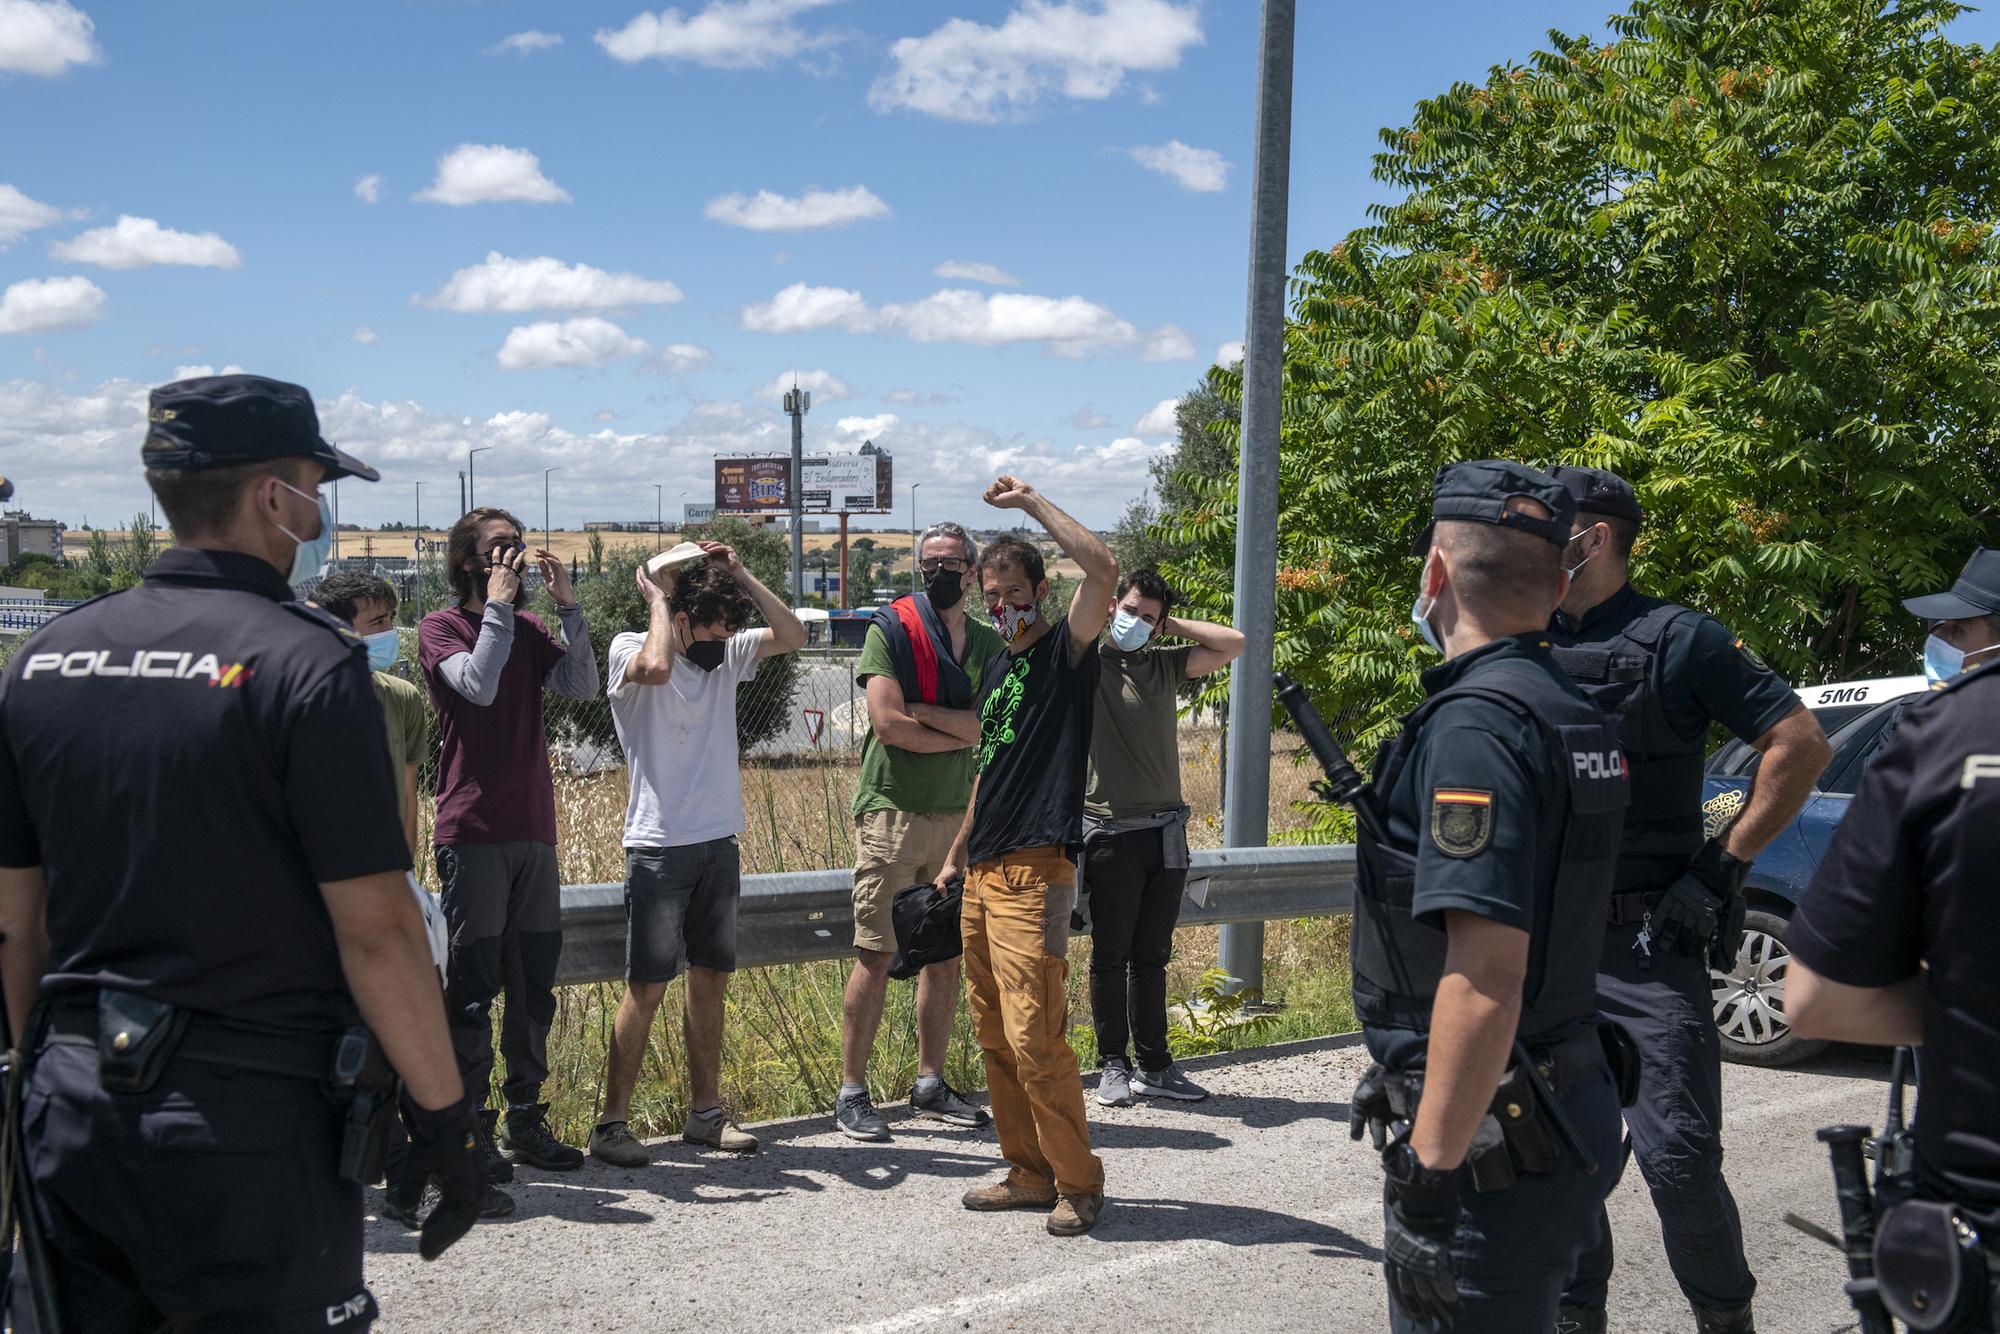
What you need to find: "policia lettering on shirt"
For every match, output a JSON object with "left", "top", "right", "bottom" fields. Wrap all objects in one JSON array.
[
  {"left": 0, "top": 375, "right": 484, "bottom": 1333},
  {"left": 1544, "top": 466, "right": 1830, "bottom": 1334},
  {"left": 1348, "top": 461, "right": 1630, "bottom": 1333}
]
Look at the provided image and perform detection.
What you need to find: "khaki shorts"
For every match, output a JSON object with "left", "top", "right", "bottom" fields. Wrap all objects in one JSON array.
[{"left": 852, "top": 808, "right": 964, "bottom": 952}]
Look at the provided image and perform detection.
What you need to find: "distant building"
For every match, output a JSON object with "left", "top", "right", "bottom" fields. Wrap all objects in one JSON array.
[{"left": 3, "top": 512, "right": 62, "bottom": 564}]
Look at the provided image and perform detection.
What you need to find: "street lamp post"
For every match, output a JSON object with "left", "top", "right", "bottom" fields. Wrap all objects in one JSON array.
[
  {"left": 654, "top": 485, "right": 663, "bottom": 540},
  {"left": 909, "top": 482, "right": 922, "bottom": 590},
  {"left": 468, "top": 446, "right": 492, "bottom": 511},
  {"left": 414, "top": 481, "right": 422, "bottom": 535},
  {"left": 543, "top": 467, "right": 561, "bottom": 548}
]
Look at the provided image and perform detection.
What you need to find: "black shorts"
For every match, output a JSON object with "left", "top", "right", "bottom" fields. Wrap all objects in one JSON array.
[{"left": 625, "top": 838, "right": 742, "bottom": 983}]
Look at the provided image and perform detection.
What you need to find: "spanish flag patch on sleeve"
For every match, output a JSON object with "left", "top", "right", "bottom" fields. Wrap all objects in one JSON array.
[{"left": 1430, "top": 788, "right": 1494, "bottom": 858}]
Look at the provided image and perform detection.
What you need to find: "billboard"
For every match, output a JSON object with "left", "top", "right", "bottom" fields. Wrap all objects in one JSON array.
[
  {"left": 800, "top": 455, "right": 882, "bottom": 512},
  {"left": 714, "top": 458, "right": 790, "bottom": 512}
]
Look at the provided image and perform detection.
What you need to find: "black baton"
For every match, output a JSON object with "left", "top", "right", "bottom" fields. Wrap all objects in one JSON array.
[{"left": 1817, "top": 1124, "right": 1893, "bottom": 1334}]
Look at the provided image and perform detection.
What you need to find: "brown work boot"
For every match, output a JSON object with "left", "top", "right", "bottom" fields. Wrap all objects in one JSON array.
[
  {"left": 1046, "top": 1191, "right": 1104, "bottom": 1236},
  {"left": 961, "top": 1175, "right": 1057, "bottom": 1212}
]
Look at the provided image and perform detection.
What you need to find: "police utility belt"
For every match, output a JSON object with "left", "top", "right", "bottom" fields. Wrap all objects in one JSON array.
[
  {"left": 1352, "top": 1027, "right": 1622, "bottom": 1195},
  {"left": 37, "top": 989, "right": 400, "bottom": 1187}
]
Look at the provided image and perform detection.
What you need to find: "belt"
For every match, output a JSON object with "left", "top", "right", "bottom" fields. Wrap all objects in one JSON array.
[
  {"left": 41, "top": 998, "right": 336, "bottom": 1082},
  {"left": 1383, "top": 1027, "right": 1605, "bottom": 1118},
  {"left": 1606, "top": 889, "right": 1662, "bottom": 926}
]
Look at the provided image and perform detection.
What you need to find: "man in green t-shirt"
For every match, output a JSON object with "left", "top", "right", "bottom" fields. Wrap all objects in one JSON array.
[
  {"left": 315, "top": 571, "right": 429, "bottom": 857},
  {"left": 1084, "top": 568, "right": 1244, "bottom": 1109},
  {"left": 835, "top": 521, "right": 1003, "bottom": 1141}
]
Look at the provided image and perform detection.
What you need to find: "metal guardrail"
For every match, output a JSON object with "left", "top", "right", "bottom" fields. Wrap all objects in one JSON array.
[{"left": 553, "top": 843, "right": 1356, "bottom": 986}]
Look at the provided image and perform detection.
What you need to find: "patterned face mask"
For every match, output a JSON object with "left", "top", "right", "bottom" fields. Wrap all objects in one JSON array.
[{"left": 991, "top": 601, "right": 1040, "bottom": 644}]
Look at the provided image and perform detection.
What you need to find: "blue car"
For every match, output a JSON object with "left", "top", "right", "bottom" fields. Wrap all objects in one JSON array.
[{"left": 1702, "top": 674, "right": 1930, "bottom": 1066}]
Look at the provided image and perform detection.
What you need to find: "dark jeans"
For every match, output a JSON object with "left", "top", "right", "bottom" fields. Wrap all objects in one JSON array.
[
  {"left": 1564, "top": 920, "right": 1756, "bottom": 1313},
  {"left": 437, "top": 840, "right": 562, "bottom": 1109},
  {"left": 625, "top": 839, "right": 742, "bottom": 982},
  {"left": 1083, "top": 826, "right": 1186, "bottom": 1073},
  {"left": 1387, "top": 1064, "right": 1625, "bottom": 1333},
  {"left": 11, "top": 1041, "right": 374, "bottom": 1332}
]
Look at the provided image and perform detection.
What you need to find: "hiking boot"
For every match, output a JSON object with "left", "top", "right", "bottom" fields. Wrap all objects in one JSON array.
[
  {"left": 683, "top": 1107, "right": 759, "bottom": 1154},
  {"left": 478, "top": 1184, "right": 516, "bottom": 1219},
  {"left": 1131, "top": 1064, "right": 1208, "bottom": 1102},
  {"left": 962, "top": 1176, "right": 1058, "bottom": 1212},
  {"left": 1047, "top": 1191, "right": 1104, "bottom": 1236},
  {"left": 1097, "top": 1059, "right": 1134, "bottom": 1108},
  {"left": 476, "top": 1109, "right": 514, "bottom": 1183},
  {"left": 1693, "top": 1305, "right": 1755, "bottom": 1334},
  {"left": 910, "top": 1079, "right": 991, "bottom": 1129},
  {"left": 499, "top": 1103, "right": 584, "bottom": 1172},
  {"left": 834, "top": 1088, "right": 890, "bottom": 1141},
  {"left": 1555, "top": 1305, "right": 1607, "bottom": 1334},
  {"left": 379, "top": 1179, "right": 434, "bottom": 1231},
  {"left": 588, "top": 1120, "right": 650, "bottom": 1168}
]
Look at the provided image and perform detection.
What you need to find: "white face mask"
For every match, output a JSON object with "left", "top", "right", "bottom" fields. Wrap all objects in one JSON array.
[
  {"left": 1924, "top": 632, "right": 2000, "bottom": 685},
  {"left": 1564, "top": 527, "right": 1596, "bottom": 579},
  {"left": 1109, "top": 609, "right": 1153, "bottom": 651},
  {"left": 1410, "top": 557, "right": 1444, "bottom": 654}
]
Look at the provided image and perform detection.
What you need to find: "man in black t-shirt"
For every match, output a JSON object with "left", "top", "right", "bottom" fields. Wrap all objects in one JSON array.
[{"left": 939, "top": 474, "right": 1118, "bottom": 1237}]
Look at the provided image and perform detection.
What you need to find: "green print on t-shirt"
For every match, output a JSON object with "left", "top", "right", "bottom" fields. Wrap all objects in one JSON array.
[{"left": 979, "top": 655, "right": 1030, "bottom": 770}]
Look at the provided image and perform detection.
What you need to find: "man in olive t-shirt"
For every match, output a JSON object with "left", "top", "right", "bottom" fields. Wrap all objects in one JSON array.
[
  {"left": 835, "top": 521, "right": 1003, "bottom": 1142},
  {"left": 1083, "top": 569, "right": 1243, "bottom": 1108}
]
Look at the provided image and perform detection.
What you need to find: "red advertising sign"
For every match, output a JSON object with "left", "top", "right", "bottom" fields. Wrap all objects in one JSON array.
[{"left": 714, "top": 457, "right": 790, "bottom": 512}]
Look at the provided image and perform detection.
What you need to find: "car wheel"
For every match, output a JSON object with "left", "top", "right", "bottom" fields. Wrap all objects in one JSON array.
[{"left": 1711, "top": 907, "right": 1828, "bottom": 1068}]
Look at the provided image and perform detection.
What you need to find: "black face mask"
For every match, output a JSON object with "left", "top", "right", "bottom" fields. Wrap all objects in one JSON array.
[
  {"left": 924, "top": 564, "right": 965, "bottom": 610},
  {"left": 685, "top": 638, "right": 728, "bottom": 673}
]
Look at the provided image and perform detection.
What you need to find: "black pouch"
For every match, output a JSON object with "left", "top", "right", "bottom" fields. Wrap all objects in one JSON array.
[
  {"left": 97, "top": 990, "right": 188, "bottom": 1094},
  {"left": 1491, "top": 1064, "right": 1559, "bottom": 1176},
  {"left": 1596, "top": 1018, "right": 1642, "bottom": 1108},
  {"left": 1874, "top": 1199, "right": 1991, "bottom": 1333},
  {"left": 1464, "top": 1114, "right": 1518, "bottom": 1194},
  {"left": 328, "top": 1028, "right": 400, "bottom": 1186}
]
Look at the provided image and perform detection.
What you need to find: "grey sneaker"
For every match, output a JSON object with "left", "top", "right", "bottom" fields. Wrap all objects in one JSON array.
[
  {"left": 835, "top": 1089, "right": 890, "bottom": 1141},
  {"left": 910, "top": 1079, "right": 991, "bottom": 1129},
  {"left": 588, "top": 1120, "right": 650, "bottom": 1168},
  {"left": 1131, "top": 1064, "right": 1208, "bottom": 1102},
  {"left": 1097, "top": 1060, "right": 1133, "bottom": 1107},
  {"left": 683, "top": 1107, "right": 758, "bottom": 1154}
]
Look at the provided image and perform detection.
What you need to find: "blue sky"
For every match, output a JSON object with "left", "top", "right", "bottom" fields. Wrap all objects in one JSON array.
[{"left": 5, "top": 0, "right": 1996, "bottom": 535}]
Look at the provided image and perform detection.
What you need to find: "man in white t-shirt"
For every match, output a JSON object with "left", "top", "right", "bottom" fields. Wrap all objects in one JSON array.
[{"left": 587, "top": 542, "right": 806, "bottom": 1165}]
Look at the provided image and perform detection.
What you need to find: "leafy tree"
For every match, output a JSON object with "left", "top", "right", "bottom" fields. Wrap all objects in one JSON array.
[
  {"left": 1164, "top": 0, "right": 2000, "bottom": 787},
  {"left": 1110, "top": 383, "right": 1239, "bottom": 577}
]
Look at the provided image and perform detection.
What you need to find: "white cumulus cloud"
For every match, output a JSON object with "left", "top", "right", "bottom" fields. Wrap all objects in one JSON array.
[
  {"left": 1133, "top": 397, "right": 1179, "bottom": 435},
  {"left": 871, "top": 0, "right": 1203, "bottom": 124},
  {"left": 353, "top": 325, "right": 379, "bottom": 345},
  {"left": 751, "top": 368, "right": 853, "bottom": 401},
  {"left": 413, "top": 144, "right": 571, "bottom": 206},
  {"left": 489, "top": 30, "right": 564, "bottom": 55},
  {"left": 0, "top": 275, "right": 104, "bottom": 333},
  {"left": 1216, "top": 339, "right": 1244, "bottom": 366},
  {"left": 704, "top": 185, "right": 889, "bottom": 232},
  {"left": 933, "top": 259, "right": 1019, "bottom": 287},
  {"left": 1129, "top": 139, "right": 1228, "bottom": 192},
  {"left": 740, "top": 281, "right": 1190, "bottom": 358},
  {"left": 648, "top": 343, "right": 714, "bottom": 375},
  {"left": 740, "top": 282, "right": 870, "bottom": 334},
  {"left": 420, "top": 252, "right": 684, "bottom": 313},
  {"left": 50, "top": 215, "right": 242, "bottom": 270},
  {"left": 883, "top": 388, "right": 923, "bottom": 404},
  {"left": 0, "top": 183, "right": 65, "bottom": 247},
  {"left": 169, "top": 363, "right": 247, "bottom": 380},
  {"left": 1140, "top": 323, "right": 1195, "bottom": 361},
  {"left": 595, "top": 0, "right": 840, "bottom": 69},
  {"left": 354, "top": 174, "right": 383, "bottom": 204},
  {"left": 833, "top": 412, "right": 897, "bottom": 443},
  {"left": 497, "top": 318, "right": 651, "bottom": 370},
  {"left": 1069, "top": 406, "right": 1113, "bottom": 429},
  {"left": 0, "top": 0, "right": 99, "bottom": 77}
]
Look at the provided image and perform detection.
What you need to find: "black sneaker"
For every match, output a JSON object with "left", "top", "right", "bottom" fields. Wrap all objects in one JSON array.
[
  {"left": 498, "top": 1102, "right": 585, "bottom": 1172},
  {"left": 478, "top": 1184, "right": 516, "bottom": 1219},
  {"left": 476, "top": 1109, "right": 514, "bottom": 1184},
  {"left": 910, "top": 1079, "right": 991, "bottom": 1129},
  {"left": 379, "top": 1180, "right": 435, "bottom": 1231},
  {"left": 834, "top": 1089, "right": 890, "bottom": 1141}
]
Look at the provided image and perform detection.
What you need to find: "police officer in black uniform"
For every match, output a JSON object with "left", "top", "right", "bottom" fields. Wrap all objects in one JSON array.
[
  {"left": 0, "top": 375, "right": 484, "bottom": 1331},
  {"left": 1785, "top": 547, "right": 2000, "bottom": 1331},
  {"left": 1350, "top": 461, "right": 1630, "bottom": 1332},
  {"left": 1544, "top": 466, "right": 1832, "bottom": 1334}
]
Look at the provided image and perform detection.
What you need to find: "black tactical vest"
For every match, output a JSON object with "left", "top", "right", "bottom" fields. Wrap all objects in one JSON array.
[
  {"left": 1547, "top": 597, "right": 1704, "bottom": 892},
  {"left": 1353, "top": 659, "right": 1628, "bottom": 1045}
]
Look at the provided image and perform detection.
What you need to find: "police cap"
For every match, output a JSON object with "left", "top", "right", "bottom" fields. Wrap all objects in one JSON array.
[
  {"left": 1546, "top": 464, "right": 1645, "bottom": 525},
  {"left": 1902, "top": 546, "right": 2000, "bottom": 621},
  {"left": 1413, "top": 459, "right": 1576, "bottom": 555},
  {"left": 143, "top": 374, "right": 380, "bottom": 482}
]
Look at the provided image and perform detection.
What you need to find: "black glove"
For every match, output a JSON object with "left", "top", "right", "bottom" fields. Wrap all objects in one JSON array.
[
  {"left": 1381, "top": 1139, "right": 1462, "bottom": 1330},
  {"left": 1349, "top": 1064, "right": 1395, "bottom": 1151},
  {"left": 403, "top": 1092, "right": 483, "bottom": 1261},
  {"left": 1654, "top": 838, "right": 1751, "bottom": 959},
  {"left": 1709, "top": 888, "right": 1749, "bottom": 972}
]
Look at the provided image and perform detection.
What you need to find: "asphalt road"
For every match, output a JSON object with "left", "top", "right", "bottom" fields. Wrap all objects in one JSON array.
[{"left": 364, "top": 1036, "right": 1891, "bottom": 1332}]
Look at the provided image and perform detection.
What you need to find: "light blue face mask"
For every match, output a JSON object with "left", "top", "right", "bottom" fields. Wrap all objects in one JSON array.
[
  {"left": 363, "top": 629, "right": 401, "bottom": 672},
  {"left": 1109, "top": 609, "right": 1153, "bottom": 651},
  {"left": 274, "top": 480, "right": 334, "bottom": 585},
  {"left": 1410, "top": 590, "right": 1445, "bottom": 654},
  {"left": 1923, "top": 632, "right": 2000, "bottom": 686}
]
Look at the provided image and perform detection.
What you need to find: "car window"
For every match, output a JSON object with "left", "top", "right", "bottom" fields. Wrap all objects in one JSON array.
[
  {"left": 1818, "top": 699, "right": 1915, "bottom": 795},
  {"left": 1705, "top": 701, "right": 1876, "bottom": 780}
]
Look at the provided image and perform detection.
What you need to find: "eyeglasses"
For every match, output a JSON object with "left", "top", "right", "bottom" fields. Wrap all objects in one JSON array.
[{"left": 919, "top": 559, "right": 970, "bottom": 575}]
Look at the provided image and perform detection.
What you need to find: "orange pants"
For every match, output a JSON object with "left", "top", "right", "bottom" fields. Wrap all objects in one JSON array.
[{"left": 963, "top": 846, "right": 1104, "bottom": 1198}]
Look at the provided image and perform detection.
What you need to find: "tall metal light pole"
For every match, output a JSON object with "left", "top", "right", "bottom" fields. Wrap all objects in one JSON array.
[
  {"left": 543, "top": 467, "right": 561, "bottom": 548},
  {"left": 783, "top": 385, "right": 811, "bottom": 604},
  {"left": 468, "top": 447, "right": 492, "bottom": 511},
  {"left": 909, "top": 482, "right": 922, "bottom": 587},
  {"left": 654, "top": 485, "right": 663, "bottom": 540},
  {"left": 1218, "top": 0, "right": 1296, "bottom": 998},
  {"left": 414, "top": 481, "right": 422, "bottom": 536}
]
